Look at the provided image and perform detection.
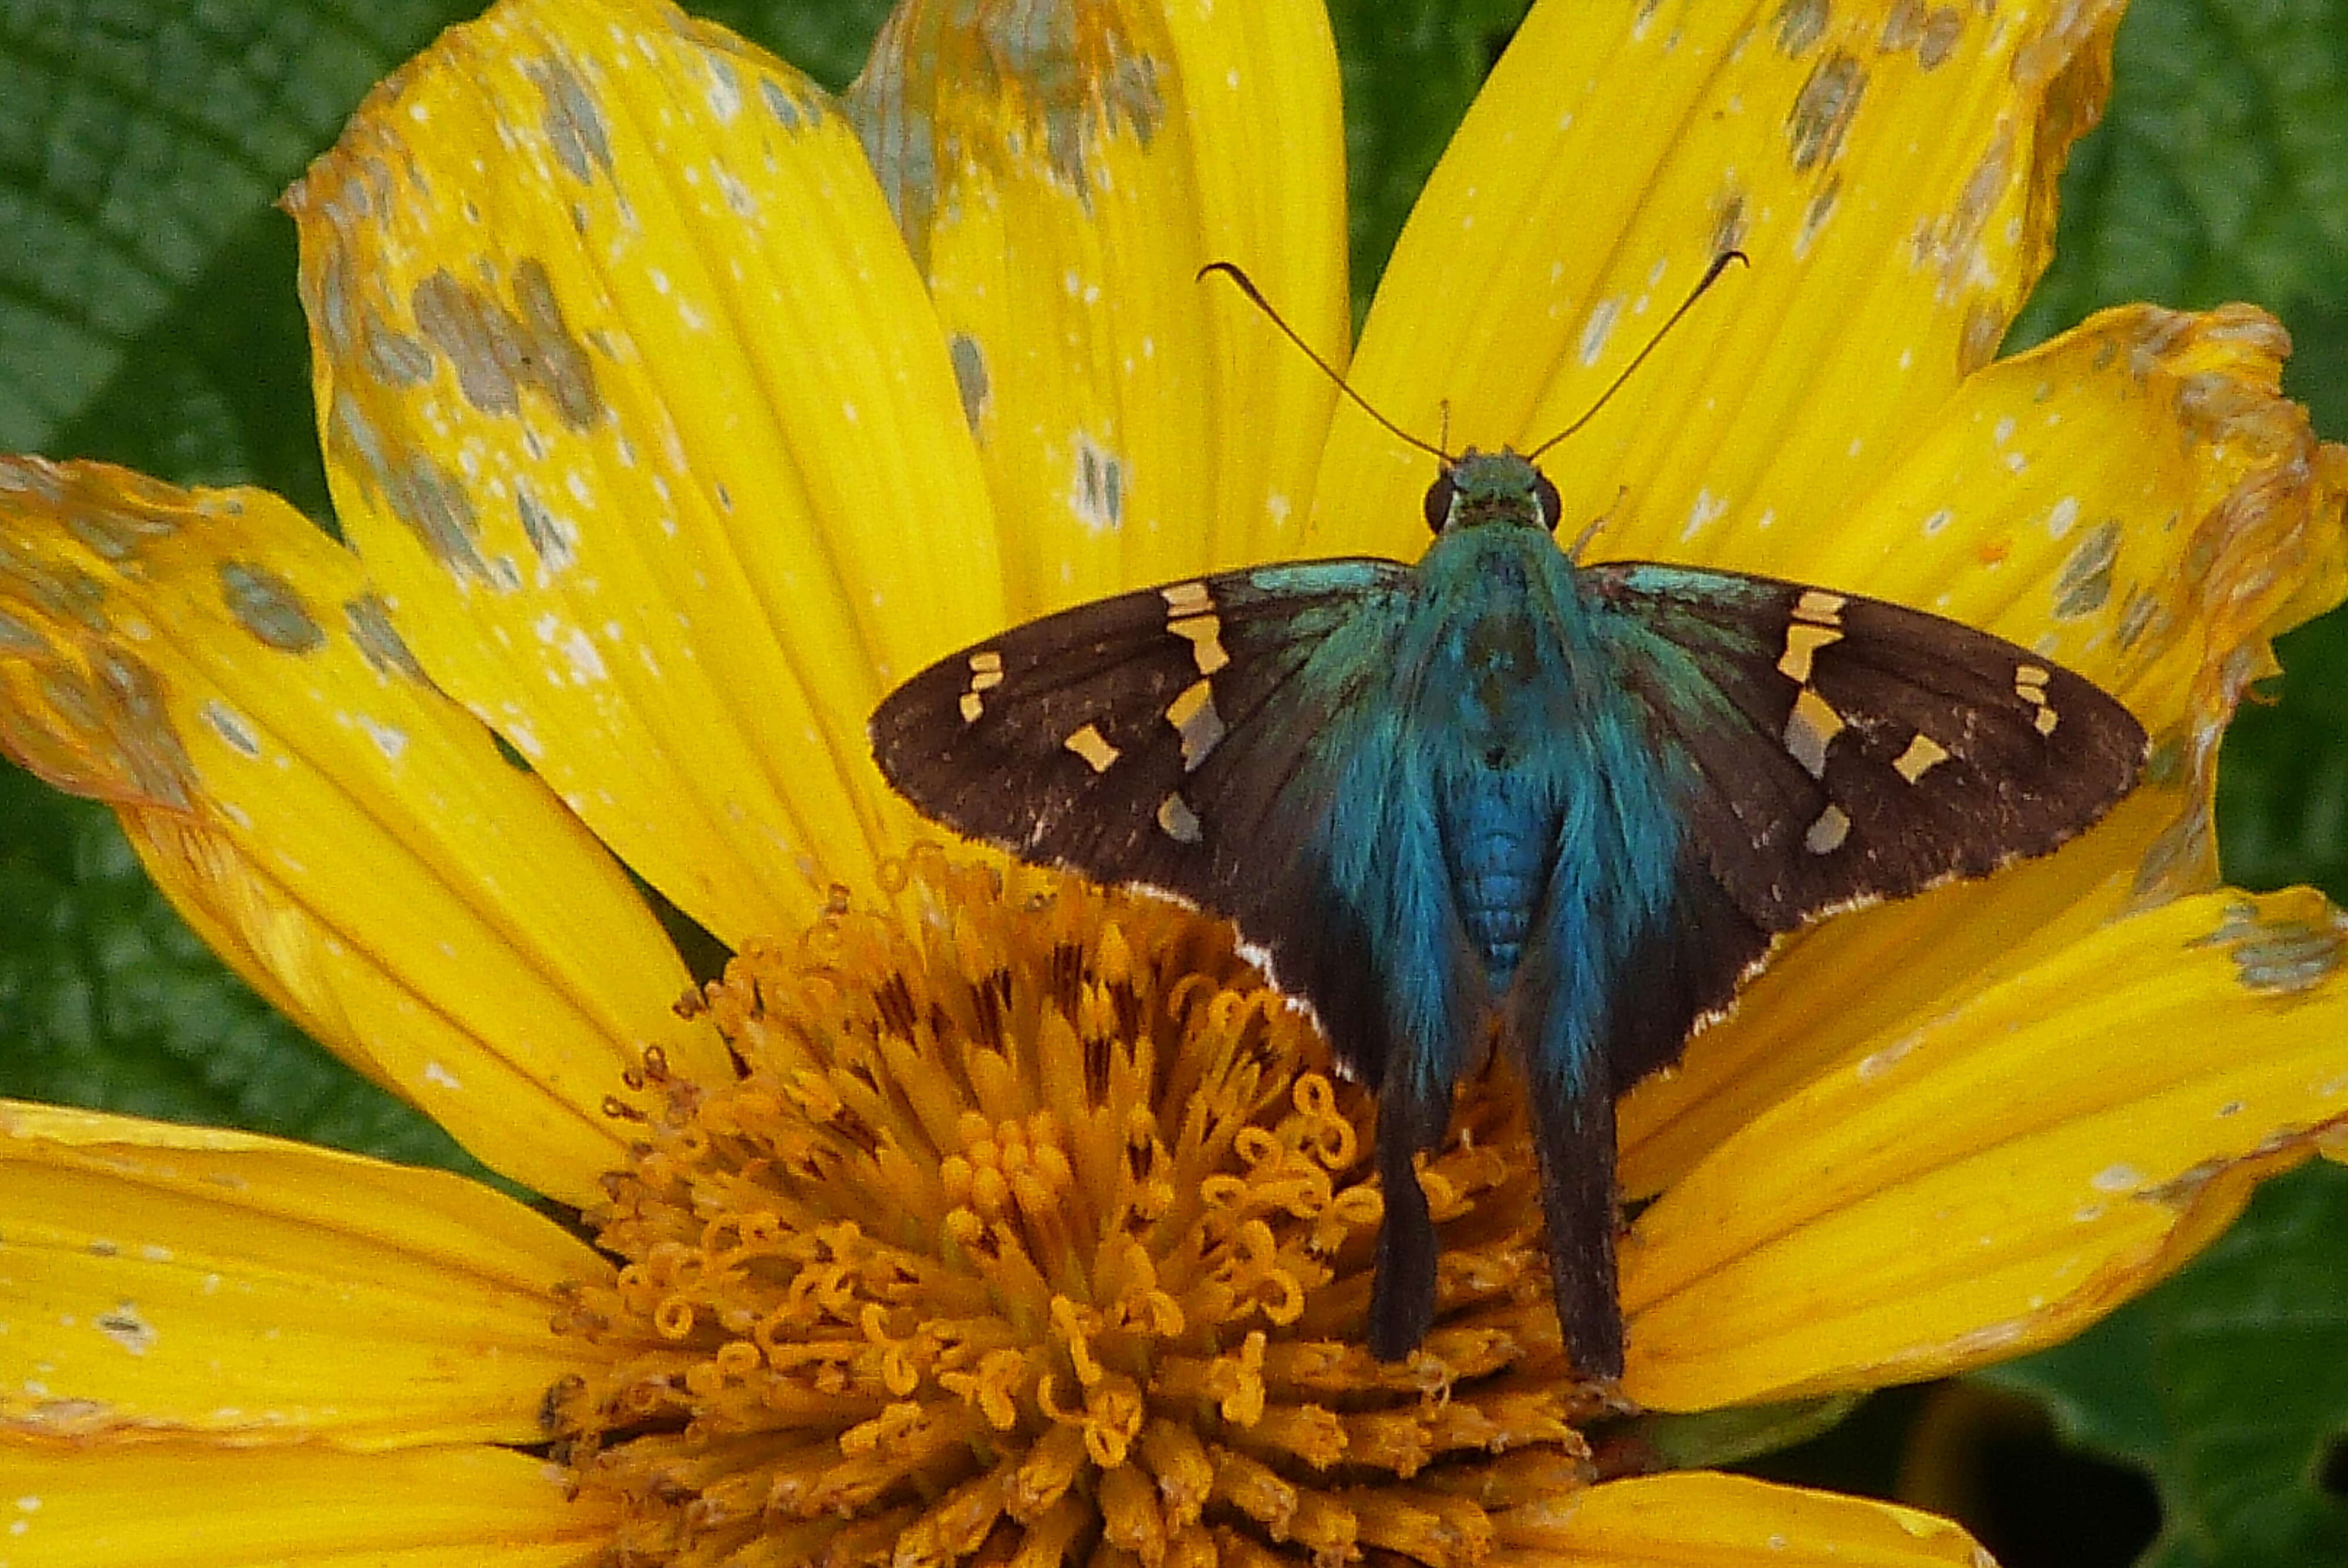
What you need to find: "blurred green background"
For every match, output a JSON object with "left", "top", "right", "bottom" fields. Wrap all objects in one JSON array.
[{"left": 1, "top": 2, "right": 2343, "bottom": 1564}]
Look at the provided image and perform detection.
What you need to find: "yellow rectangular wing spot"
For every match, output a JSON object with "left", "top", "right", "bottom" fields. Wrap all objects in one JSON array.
[
  {"left": 1793, "top": 589, "right": 1847, "bottom": 624},
  {"left": 1166, "top": 610, "right": 1230, "bottom": 675},
  {"left": 1064, "top": 722, "right": 1121, "bottom": 773},
  {"left": 1893, "top": 732, "right": 1951, "bottom": 782},
  {"left": 1164, "top": 678, "right": 1226, "bottom": 770},
  {"left": 1803, "top": 802, "right": 1852, "bottom": 854},
  {"left": 1162, "top": 581, "right": 1214, "bottom": 617},
  {"left": 1783, "top": 687, "right": 1847, "bottom": 779},
  {"left": 1777, "top": 620, "right": 1843, "bottom": 684}
]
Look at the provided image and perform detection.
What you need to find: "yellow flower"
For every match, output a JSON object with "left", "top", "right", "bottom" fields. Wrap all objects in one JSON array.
[{"left": 2, "top": 0, "right": 2345, "bottom": 1563}]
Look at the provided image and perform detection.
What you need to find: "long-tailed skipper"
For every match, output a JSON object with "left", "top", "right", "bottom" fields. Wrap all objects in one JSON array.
[{"left": 869, "top": 265, "right": 2147, "bottom": 1378}]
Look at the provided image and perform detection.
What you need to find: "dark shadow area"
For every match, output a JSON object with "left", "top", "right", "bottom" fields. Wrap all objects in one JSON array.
[{"left": 1739, "top": 1381, "right": 2160, "bottom": 1568}]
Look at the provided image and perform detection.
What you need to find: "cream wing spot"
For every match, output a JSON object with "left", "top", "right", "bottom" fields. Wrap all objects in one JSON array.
[
  {"left": 1168, "top": 611, "right": 1230, "bottom": 675},
  {"left": 1794, "top": 589, "right": 1847, "bottom": 621},
  {"left": 1779, "top": 590, "right": 1847, "bottom": 681},
  {"left": 1157, "top": 792, "right": 1202, "bottom": 843},
  {"left": 1777, "top": 621, "right": 1841, "bottom": 684},
  {"left": 1161, "top": 583, "right": 1229, "bottom": 675},
  {"left": 1804, "top": 803, "right": 1852, "bottom": 854},
  {"left": 2013, "top": 663, "right": 2059, "bottom": 736},
  {"left": 1893, "top": 732, "right": 1951, "bottom": 783},
  {"left": 1165, "top": 678, "right": 1226, "bottom": 771},
  {"left": 1064, "top": 722, "right": 1120, "bottom": 773},
  {"left": 1162, "top": 581, "right": 1213, "bottom": 617},
  {"left": 1783, "top": 687, "right": 1846, "bottom": 778},
  {"left": 961, "top": 649, "right": 1005, "bottom": 722}
]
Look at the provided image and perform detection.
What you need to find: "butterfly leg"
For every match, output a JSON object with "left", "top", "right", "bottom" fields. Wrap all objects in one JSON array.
[
  {"left": 1524, "top": 1056, "right": 1625, "bottom": 1378},
  {"left": 1367, "top": 1084, "right": 1449, "bottom": 1360}
]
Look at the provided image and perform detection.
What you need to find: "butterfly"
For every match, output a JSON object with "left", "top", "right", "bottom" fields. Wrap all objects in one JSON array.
[{"left": 869, "top": 442, "right": 2147, "bottom": 1379}]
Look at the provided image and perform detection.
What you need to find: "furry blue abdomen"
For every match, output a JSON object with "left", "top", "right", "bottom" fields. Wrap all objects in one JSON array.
[{"left": 1445, "top": 768, "right": 1553, "bottom": 986}]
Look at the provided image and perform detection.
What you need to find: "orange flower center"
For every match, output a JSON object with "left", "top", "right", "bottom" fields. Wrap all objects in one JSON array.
[{"left": 546, "top": 853, "right": 1610, "bottom": 1567}]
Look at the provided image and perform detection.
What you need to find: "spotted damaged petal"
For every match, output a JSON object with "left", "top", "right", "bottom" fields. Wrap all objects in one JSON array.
[
  {"left": 871, "top": 447, "right": 2148, "bottom": 1378},
  {"left": 0, "top": 455, "right": 724, "bottom": 1202}
]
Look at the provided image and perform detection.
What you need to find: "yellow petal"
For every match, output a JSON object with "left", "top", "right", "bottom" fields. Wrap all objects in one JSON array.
[
  {"left": 1312, "top": 0, "right": 2123, "bottom": 562},
  {"left": 1503, "top": 1471, "right": 1992, "bottom": 1567},
  {"left": 2, "top": 1438, "right": 612, "bottom": 1567},
  {"left": 0, "top": 460, "right": 723, "bottom": 1205},
  {"left": 1621, "top": 887, "right": 2348, "bottom": 1410},
  {"left": 852, "top": 0, "right": 1347, "bottom": 616},
  {"left": 1621, "top": 304, "right": 2348, "bottom": 1194},
  {"left": 288, "top": 0, "right": 1003, "bottom": 945},
  {"left": 0, "top": 1101, "right": 606, "bottom": 1446},
  {"left": 1622, "top": 792, "right": 2167, "bottom": 1198}
]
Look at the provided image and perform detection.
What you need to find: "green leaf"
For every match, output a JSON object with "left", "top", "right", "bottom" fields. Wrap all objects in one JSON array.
[
  {"left": 2012, "top": 0, "right": 2348, "bottom": 347},
  {"left": 0, "top": 0, "right": 471, "bottom": 506},
  {"left": 2219, "top": 612, "right": 2348, "bottom": 904},
  {"left": 2, "top": 0, "right": 896, "bottom": 517},
  {"left": 1326, "top": 0, "right": 1528, "bottom": 322},
  {"left": 51, "top": 212, "right": 335, "bottom": 521},
  {"left": 1978, "top": 1161, "right": 2348, "bottom": 1568},
  {"left": 0, "top": 759, "right": 484, "bottom": 1174}
]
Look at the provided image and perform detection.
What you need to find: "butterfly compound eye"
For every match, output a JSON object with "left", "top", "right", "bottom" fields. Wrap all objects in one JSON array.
[
  {"left": 1423, "top": 471, "right": 1458, "bottom": 534},
  {"left": 1534, "top": 473, "right": 1564, "bottom": 534}
]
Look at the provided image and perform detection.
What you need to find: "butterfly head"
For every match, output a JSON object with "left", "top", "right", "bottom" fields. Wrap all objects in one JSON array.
[{"left": 1424, "top": 448, "right": 1564, "bottom": 537}]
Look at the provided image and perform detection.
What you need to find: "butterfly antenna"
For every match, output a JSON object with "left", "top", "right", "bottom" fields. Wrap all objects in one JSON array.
[
  {"left": 1527, "top": 249, "right": 1749, "bottom": 461},
  {"left": 1199, "top": 261, "right": 1450, "bottom": 462}
]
